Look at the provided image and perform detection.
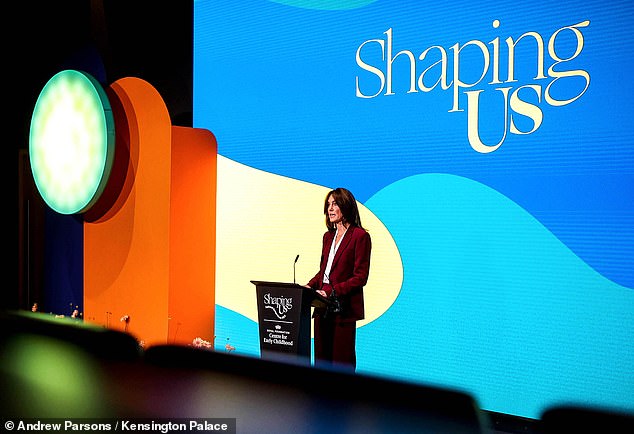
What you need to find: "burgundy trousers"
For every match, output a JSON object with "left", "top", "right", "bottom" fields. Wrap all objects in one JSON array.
[{"left": 314, "top": 314, "right": 357, "bottom": 371}]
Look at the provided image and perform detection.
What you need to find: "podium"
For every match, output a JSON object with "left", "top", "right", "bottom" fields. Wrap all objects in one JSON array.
[{"left": 251, "top": 281, "right": 329, "bottom": 364}]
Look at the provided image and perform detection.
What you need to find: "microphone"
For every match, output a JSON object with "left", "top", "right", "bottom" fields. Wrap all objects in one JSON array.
[{"left": 293, "top": 254, "right": 300, "bottom": 284}]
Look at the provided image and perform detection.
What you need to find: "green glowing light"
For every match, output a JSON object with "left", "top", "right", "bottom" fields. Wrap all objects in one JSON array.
[{"left": 29, "top": 69, "right": 115, "bottom": 214}]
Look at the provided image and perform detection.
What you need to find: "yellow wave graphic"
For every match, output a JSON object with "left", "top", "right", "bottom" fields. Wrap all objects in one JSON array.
[{"left": 216, "top": 156, "right": 402, "bottom": 330}]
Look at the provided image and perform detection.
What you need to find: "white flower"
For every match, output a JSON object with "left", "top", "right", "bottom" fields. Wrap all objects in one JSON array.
[{"left": 192, "top": 337, "right": 212, "bottom": 349}]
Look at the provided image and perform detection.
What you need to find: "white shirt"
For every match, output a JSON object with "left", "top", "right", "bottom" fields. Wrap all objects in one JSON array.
[{"left": 323, "top": 226, "right": 347, "bottom": 284}]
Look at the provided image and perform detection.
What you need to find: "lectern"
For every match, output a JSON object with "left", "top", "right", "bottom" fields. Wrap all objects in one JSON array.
[{"left": 251, "top": 281, "right": 329, "bottom": 364}]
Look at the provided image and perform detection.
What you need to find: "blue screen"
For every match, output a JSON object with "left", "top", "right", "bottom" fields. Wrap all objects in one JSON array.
[{"left": 194, "top": 0, "right": 634, "bottom": 419}]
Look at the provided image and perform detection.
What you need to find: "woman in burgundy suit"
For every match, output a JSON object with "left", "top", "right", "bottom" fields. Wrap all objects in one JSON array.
[{"left": 306, "top": 188, "right": 371, "bottom": 371}]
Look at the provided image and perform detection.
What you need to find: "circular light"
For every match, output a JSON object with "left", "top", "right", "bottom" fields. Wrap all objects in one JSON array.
[{"left": 29, "top": 69, "right": 115, "bottom": 214}]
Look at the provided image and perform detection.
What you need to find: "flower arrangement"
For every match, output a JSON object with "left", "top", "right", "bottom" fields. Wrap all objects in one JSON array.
[
  {"left": 120, "top": 314, "right": 130, "bottom": 332},
  {"left": 225, "top": 337, "right": 236, "bottom": 353},
  {"left": 192, "top": 337, "right": 213, "bottom": 349},
  {"left": 191, "top": 336, "right": 236, "bottom": 353}
]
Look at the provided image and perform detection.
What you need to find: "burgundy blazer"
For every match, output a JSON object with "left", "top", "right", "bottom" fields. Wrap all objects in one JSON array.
[{"left": 307, "top": 225, "right": 371, "bottom": 321}]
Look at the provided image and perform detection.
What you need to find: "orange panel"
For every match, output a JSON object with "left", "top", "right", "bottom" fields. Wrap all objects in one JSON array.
[
  {"left": 84, "top": 77, "right": 172, "bottom": 347},
  {"left": 84, "top": 78, "right": 217, "bottom": 349},
  {"left": 168, "top": 126, "right": 217, "bottom": 346}
]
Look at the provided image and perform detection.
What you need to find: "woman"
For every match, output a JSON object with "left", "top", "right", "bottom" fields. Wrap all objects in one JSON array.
[{"left": 306, "top": 188, "right": 371, "bottom": 371}]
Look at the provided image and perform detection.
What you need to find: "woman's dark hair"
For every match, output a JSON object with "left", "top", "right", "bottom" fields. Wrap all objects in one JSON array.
[{"left": 323, "top": 187, "right": 364, "bottom": 230}]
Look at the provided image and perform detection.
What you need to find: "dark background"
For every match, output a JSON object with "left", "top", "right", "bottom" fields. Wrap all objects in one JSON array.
[{"left": 8, "top": 1, "right": 193, "bottom": 311}]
